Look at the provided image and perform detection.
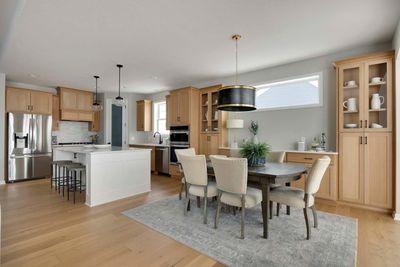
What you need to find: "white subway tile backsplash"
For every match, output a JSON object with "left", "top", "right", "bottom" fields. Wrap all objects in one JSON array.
[{"left": 52, "top": 121, "right": 97, "bottom": 143}]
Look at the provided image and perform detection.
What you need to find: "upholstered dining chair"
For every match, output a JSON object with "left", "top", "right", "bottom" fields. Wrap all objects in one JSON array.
[
  {"left": 269, "top": 156, "right": 331, "bottom": 240},
  {"left": 267, "top": 151, "right": 287, "bottom": 216},
  {"left": 179, "top": 154, "right": 218, "bottom": 224},
  {"left": 175, "top": 148, "right": 196, "bottom": 200},
  {"left": 210, "top": 156, "right": 262, "bottom": 239}
]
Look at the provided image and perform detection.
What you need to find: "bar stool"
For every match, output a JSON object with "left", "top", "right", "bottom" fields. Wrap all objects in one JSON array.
[
  {"left": 50, "top": 160, "right": 72, "bottom": 190},
  {"left": 66, "top": 164, "right": 86, "bottom": 204},
  {"left": 57, "top": 162, "right": 82, "bottom": 197}
]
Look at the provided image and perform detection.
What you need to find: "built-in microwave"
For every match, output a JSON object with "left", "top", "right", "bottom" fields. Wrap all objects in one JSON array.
[{"left": 169, "top": 126, "right": 189, "bottom": 145}]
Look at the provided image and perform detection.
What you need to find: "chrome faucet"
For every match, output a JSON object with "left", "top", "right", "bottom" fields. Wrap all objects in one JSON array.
[{"left": 153, "top": 131, "right": 162, "bottom": 144}]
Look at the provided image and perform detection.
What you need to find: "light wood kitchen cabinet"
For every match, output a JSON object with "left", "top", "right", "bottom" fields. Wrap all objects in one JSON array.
[
  {"left": 52, "top": 95, "right": 60, "bottom": 131},
  {"left": 166, "top": 95, "right": 171, "bottom": 129},
  {"left": 286, "top": 152, "right": 338, "bottom": 201},
  {"left": 199, "top": 134, "right": 219, "bottom": 156},
  {"left": 364, "top": 132, "right": 392, "bottom": 209},
  {"left": 168, "top": 87, "right": 198, "bottom": 126},
  {"left": 6, "top": 87, "right": 52, "bottom": 115},
  {"left": 89, "top": 111, "right": 100, "bottom": 132},
  {"left": 338, "top": 133, "right": 364, "bottom": 204},
  {"left": 136, "top": 100, "right": 152, "bottom": 131},
  {"left": 335, "top": 51, "right": 394, "bottom": 211},
  {"left": 58, "top": 87, "right": 94, "bottom": 122}
]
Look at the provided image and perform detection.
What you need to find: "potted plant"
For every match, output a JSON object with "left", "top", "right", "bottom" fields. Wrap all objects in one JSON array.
[
  {"left": 240, "top": 141, "right": 270, "bottom": 167},
  {"left": 248, "top": 121, "right": 259, "bottom": 144}
]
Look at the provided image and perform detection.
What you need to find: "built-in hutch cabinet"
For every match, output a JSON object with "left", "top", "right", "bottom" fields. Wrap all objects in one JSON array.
[
  {"left": 199, "top": 85, "right": 228, "bottom": 156},
  {"left": 334, "top": 50, "right": 394, "bottom": 211}
]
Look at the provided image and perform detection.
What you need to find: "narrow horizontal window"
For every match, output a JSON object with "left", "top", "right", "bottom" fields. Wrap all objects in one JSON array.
[{"left": 255, "top": 73, "right": 323, "bottom": 111}]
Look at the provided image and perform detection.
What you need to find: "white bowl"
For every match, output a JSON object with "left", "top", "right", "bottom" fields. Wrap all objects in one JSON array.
[{"left": 344, "top": 123, "right": 357, "bottom": 128}]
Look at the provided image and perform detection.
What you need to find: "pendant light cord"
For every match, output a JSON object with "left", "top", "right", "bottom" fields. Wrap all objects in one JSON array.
[
  {"left": 118, "top": 65, "right": 121, "bottom": 97},
  {"left": 235, "top": 37, "right": 238, "bottom": 85},
  {"left": 95, "top": 76, "right": 98, "bottom": 102}
]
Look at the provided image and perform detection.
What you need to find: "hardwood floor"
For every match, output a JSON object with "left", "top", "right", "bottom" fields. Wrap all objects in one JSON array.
[{"left": 1, "top": 175, "right": 399, "bottom": 267}]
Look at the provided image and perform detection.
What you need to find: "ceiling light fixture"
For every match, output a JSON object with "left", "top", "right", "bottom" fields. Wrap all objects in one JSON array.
[
  {"left": 114, "top": 64, "right": 126, "bottom": 106},
  {"left": 217, "top": 34, "right": 256, "bottom": 112},
  {"left": 92, "top": 75, "right": 103, "bottom": 111}
]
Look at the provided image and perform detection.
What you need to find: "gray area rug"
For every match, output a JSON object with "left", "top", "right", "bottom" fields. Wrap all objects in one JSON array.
[{"left": 122, "top": 196, "right": 357, "bottom": 267}]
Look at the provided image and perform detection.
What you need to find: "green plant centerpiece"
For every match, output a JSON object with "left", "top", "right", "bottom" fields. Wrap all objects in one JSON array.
[{"left": 240, "top": 141, "right": 270, "bottom": 167}]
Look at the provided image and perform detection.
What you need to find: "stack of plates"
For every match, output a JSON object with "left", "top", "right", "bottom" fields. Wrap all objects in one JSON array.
[{"left": 344, "top": 123, "right": 357, "bottom": 128}]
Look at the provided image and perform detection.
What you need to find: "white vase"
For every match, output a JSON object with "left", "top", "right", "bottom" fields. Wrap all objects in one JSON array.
[{"left": 253, "top": 135, "right": 259, "bottom": 144}]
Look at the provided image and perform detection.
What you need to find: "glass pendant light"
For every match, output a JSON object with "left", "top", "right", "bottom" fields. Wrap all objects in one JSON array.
[
  {"left": 114, "top": 64, "right": 126, "bottom": 106},
  {"left": 217, "top": 34, "right": 256, "bottom": 112},
  {"left": 92, "top": 75, "right": 103, "bottom": 111}
]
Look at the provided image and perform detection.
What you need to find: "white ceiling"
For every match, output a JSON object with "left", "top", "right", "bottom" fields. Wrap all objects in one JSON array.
[{"left": 0, "top": 0, "right": 399, "bottom": 94}]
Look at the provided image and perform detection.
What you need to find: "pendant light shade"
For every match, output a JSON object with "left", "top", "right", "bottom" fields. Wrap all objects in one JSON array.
[
  {"left": 217, "top": 35, "right": 256, "bottom": 112},
  {"left": 92, "top": 75, "right": 103, "bottom": 111},
  {"left": 114, "top": 64, "right": 126, "bottom": 106}
]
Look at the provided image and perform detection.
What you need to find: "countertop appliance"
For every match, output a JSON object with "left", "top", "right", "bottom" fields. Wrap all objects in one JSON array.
[
  {"left": 169, "top": 126, "right": 189, "bottom": 164},
  {"left": 7, "top": 112, "right": 52, "bottom": 182},
  {"left": 155, "top": 146, "right": 169, "bottom": 174}
]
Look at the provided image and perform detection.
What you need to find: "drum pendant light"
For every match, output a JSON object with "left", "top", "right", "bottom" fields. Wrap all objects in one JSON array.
[
  {"left": 114, "top": 64, "right": 126, "bottom": 106},
  {"left": 92, "top": 75, "right": 103, "bottom": 111},
  {"left": 217, "top": 34, "right": 256, "bottom": 112}
]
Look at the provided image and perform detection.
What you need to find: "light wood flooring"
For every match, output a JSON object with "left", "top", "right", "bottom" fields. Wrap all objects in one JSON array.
[{"left": 1, "top": 175, "right": 400, "bottom": 267}]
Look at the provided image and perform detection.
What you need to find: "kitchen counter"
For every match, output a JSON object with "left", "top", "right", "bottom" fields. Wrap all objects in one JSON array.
[
  {"left": 53, "top": 146, "right": 151, "bottom": 207},
  {"left": 130, "top": 143, "right": 169, "bottom": 147},
  {"left": 55, "top": 146, "right": 151, "bottom": 154}
]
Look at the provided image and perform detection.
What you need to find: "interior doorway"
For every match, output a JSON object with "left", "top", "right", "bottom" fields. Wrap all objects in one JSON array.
[{"left": 105, "top": 98, "right": 127, "bottom": 146}]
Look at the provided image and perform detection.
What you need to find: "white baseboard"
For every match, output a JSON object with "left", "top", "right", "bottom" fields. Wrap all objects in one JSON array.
[
  {"left": 393, "top": 211, "right": 400, "bottom": 221},
  {"left": 0, "top": 180, "right": 5, "bottom": 185}
]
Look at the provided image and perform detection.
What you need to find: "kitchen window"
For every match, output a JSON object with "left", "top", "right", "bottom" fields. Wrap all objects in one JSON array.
[
  {"left": 255, "top": 73, "right": 323, "bottom": 111},
  {"left": 153, "top": 101, "right": 168, "bottom": 134}
]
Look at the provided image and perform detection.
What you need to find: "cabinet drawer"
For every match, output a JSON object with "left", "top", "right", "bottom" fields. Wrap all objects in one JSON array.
[
  {"left": 286, "top": 153, "right": 335, "bottom": 165},
  {"left": 61, "top": 110, "right": 79, "bottom": 121},
  {"left": 169, "top": 164, "right": 181, "bottom": 177},
  {"left": 78, "top": 111, "right": 94, "bottom": 122}
]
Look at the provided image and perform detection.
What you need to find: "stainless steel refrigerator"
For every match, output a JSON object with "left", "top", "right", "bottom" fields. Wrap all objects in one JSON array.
[{"left": 7, "top": 112, "right": 52, "bottom": 182}]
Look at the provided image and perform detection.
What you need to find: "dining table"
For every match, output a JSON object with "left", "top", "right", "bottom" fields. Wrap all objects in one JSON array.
[{"left": 207, "top": 161, "right": 307, "bottom": 239}]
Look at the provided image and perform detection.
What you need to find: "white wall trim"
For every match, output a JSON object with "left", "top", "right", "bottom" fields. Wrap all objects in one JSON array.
[{"left": 393, "top": 212, "right": 400, "bottom": 221}]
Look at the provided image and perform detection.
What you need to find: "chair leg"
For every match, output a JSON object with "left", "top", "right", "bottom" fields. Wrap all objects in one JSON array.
[
  {"left": 269, "top": 201, "right": 273, "bottom": 219},
  {"left": 214, "top": 191, "right": 222, "bottom": 229},
  {"left": 240, "top": 195, "right": 245, "bottom": 239},
  {"left": 233, "top": 206, "right": 236, "bottom": 216},
  {"left": 203, "top": 187, "right": 208, "bottom": 224},
  {"left": 311, "top": 206, "right": 318, "bottom": 228},
  {"left": 276, "top": 203, "right": 280, "bottom": 216},
  {"left": 303, "top": 207, "right": 311, "bottom": 240},
  {"left": 179, "top": 183, "right": 184, "bottom": 200},
  {"left": 286, "top": 205, "right": 290, "bottom": 215},
  {"left": 197, "top": 196, "right": 201, "bottom": 208},
  {"left": 184, "top": 195, "right": 190, "bottom": 215}
]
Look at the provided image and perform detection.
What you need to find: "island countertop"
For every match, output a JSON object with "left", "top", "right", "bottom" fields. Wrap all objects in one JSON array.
[{"left": 53, "top": 146, "right": 152, "bottom": 154}]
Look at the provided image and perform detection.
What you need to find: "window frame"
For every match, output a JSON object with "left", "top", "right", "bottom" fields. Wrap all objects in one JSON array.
[
  {"left": 153, "top": 101, "right": 169, "bottom": 134},
  {"left": 252, "top": 72, "right": 324, "bottom": 112}
]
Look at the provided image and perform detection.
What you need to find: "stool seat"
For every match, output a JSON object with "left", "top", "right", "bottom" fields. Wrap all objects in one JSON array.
[
  {"left": 51, "top": 160, "right": 72, "bottom": 164},
  {"left": 66, "top": 165, "right": 86, "bottom": 171},
  {"left": 58, "top": 162, "right": 81, "bottom": 168}
]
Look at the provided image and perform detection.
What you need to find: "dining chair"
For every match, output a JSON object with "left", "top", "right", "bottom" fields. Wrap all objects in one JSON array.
[
  {"left": 210, "top": 156, "right": 262, "bottom": 239},
  {"left": 179, "top": 154, "right": 218, "bottom": 224},
  {"left": 267, "top": 151, "right": 287, "bottom": 216},
  {"left": 175, "top": 148, "right": 196, "bottom": 200},
  {"left": 269, "top": 156, "right": 331, "bottom": 240}
]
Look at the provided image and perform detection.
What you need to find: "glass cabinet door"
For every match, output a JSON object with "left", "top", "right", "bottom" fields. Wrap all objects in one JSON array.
[
  {"left": 338, "top": 63, "right": 365, "bottom": 132},
  {"left": 364, "top": 59, "right": 392, "bottom": 132}
]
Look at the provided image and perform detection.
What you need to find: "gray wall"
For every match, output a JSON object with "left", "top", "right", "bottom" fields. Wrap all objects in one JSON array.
[
  {"left": 193, "top": 42, "right": 392, "bottom": 151},
  {"left": 0, "top": 73, "right": 5, "bottom": 183}
]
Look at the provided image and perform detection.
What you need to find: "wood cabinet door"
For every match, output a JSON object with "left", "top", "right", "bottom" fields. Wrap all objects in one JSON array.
[
  {"left": 60, "top": 89, "right": 77, "bottom": 110},
  {"left": 136, "top": 101, "right": 145, "bottom": 131},
  {"left": 208, "top": 134, "right": 219, "bottom": 155},
  {"left": 52, "top": 96, "right": 60, "bottom": 131},
  {"left": 199, "top": 134, "right": 208, "bottom": 155},
  {"left": 30, "top": 91, "right": 52, "bottom": 114},
  {"left": 177, "top": 89, "right": 190, "bottom": 124},
  {"left": 339, "top": 132, "right": 364, "bottom": 204},
  {"left": 315, "top": 166, "right": 337, "bottom": 200},
  {"left": 169, "top": 92, "right": 179, "bottom": 125},
  {"left": 89, "top": 111, "right": 100, "bottom": 131},
  {"left": 77, "top": 92, "right": 93, "bottom": 111},
  {"left": 364, "top": 132, "right": 393, "bottom": 208},
  {"left": 6, "top": 87, "right": 31, "bottom": 113},
  {"left": 166, "top": 95, "right": 171, "bottom": 129}
]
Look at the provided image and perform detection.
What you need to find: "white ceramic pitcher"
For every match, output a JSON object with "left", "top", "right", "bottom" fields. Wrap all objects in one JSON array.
[
  {"left": 343, "top": 98, "right": 357, "bottom": 111},
  {"left": 370, "top": 94, "right": 384, "bottom": 110}
]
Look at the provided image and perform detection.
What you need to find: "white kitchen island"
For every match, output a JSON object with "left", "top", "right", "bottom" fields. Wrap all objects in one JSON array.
[{"left": 53, "top": 146, "right": 151, "bottom": 207}]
